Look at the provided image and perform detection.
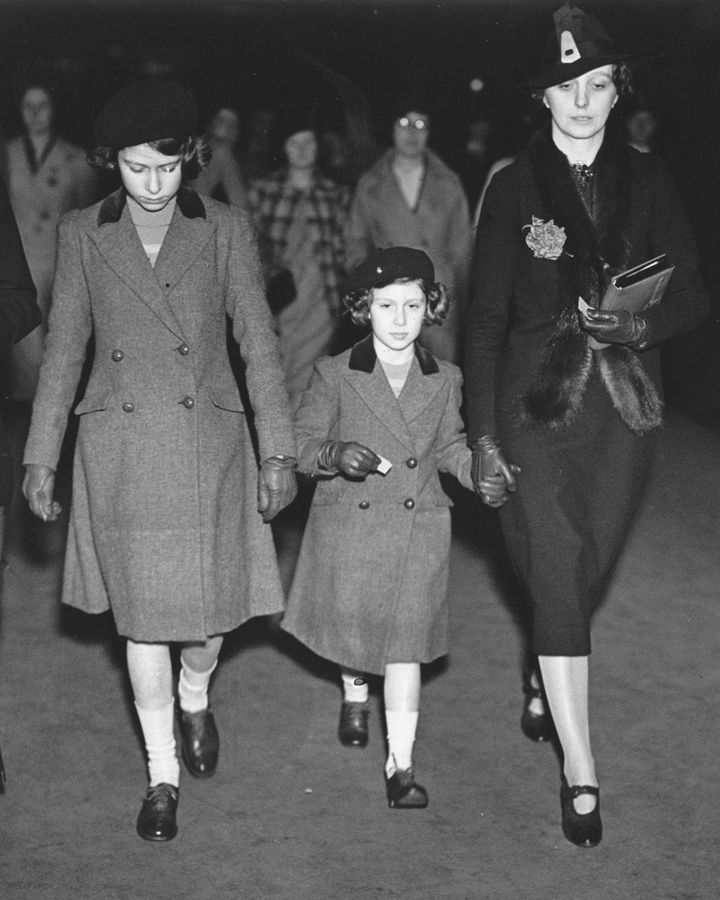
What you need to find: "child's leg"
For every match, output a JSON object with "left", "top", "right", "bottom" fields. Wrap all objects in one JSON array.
[
  {"left": 341, "top": 668, "right": 369, "bottom": 703},
  {"left": 179, "top": 637, "right": 223, "bottom": 712},
  {"left": 177, "top": 637, "right": 223, "bottom": 778},
  {"left": 338, "top": 667, "right": 369, "bottom": 747},
  {"left": 127, "top": 639, "right": 178, "bottom": 787},
  {"left": 127, "top": 639, "right": 180, "bottom": 842},
  {"left": 383, "top": 662, "right": 427, "bottom": 808},
  {"left": 383, "top": 662, "right": 420, "bottom": 776}
]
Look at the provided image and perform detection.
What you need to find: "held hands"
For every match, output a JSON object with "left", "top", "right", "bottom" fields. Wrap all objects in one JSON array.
[
  {"left": 317, "top": 440, "right": 381, "bottom": 479},
  {"left": 23, "top": 464, "right": 62, "bottom": 522},
  {"left": 470, "top": 436, "right": 520, "bottom": 509},
  {"left": 578, "top": 306, "right": 648, "bottom": 348},
  {"left": 257, "top": 456, "right": 297, "bottom": 523}
]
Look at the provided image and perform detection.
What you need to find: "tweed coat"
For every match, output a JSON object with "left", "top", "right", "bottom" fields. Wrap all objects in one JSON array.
[
  {"left": 281, "top": 335, "right": 473, "bottom": 675},
  {"left": 464, "top": 126, "right": 709, "bottom": 655},
  {"left": 23, "top": 187, "right": 296, "bottom": 641},
  {"left": 345, "top": 149, "right": 473, "bottom": 364}
]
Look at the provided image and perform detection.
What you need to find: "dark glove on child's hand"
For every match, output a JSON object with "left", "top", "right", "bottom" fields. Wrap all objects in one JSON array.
[
  {"left": 257, "top": 456, "right": 297, "bottom": 522},
  {"left": 579, "top": 307, "right": 648, "bottom": 348},
  {"left": 317, "top": 440, "right": 381, "bottom": 479},
  {"left": 470, "top": 435, "right": 520, "bottom": 508}
]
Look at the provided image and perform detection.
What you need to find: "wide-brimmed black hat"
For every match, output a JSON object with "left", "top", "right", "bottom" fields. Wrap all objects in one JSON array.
[
  {"left": 93, "top": 79, "right": 198, "bottom": 148},
  {"left": 342, "top": 247, "right": 435, "bottom": 294},
  {"left": 525, "top": 3, "right": 628, "bottom": 90}
]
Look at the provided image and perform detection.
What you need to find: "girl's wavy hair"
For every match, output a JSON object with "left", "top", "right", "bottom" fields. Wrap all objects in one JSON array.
[
  {"left": 343, "top": 277, "right": 449, "bottom": 327},
  {"left": 87, "top": 134, "right": 211, "bottom": 181}
]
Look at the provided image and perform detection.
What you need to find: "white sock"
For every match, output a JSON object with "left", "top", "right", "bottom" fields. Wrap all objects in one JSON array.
[
  {"left": 341, "top": 670, "right": 369, "bottom": 704},
  {"left": 385, "top": 710, "right": 419, "bottom": 776},
  {"left": 178, "top": 660, "right": 217, "bottom": 713},
  {"left": 135, "top": 700, "right": 180, "bottom": 787}
]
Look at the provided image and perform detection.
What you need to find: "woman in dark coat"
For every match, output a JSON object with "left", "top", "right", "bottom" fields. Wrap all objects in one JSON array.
[
  {"left": 22, "top": 81, "right": 297, "bottom": 842},
  {"left": 465, "top": 4, "right": 708, "bottom": 847}
]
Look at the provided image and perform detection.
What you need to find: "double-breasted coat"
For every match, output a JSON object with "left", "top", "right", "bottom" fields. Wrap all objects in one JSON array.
[
  {"left": 24, "top": 187, "right": 296, "bottom": 641},
  {"left": 281, "top": 335, "right": 473, "bottom": 675}
]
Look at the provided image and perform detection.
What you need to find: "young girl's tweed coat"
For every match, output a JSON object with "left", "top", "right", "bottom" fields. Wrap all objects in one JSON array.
[{"left": 282, "top": 334, "right": 473, "bottom": 675}]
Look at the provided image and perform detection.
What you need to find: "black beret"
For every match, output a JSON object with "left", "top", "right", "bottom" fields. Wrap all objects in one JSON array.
[
  {"left": 342, "top": 247, "right": 435, "bottom": 294},
  {"left": 93, "top": 79, "right": 198, "bottom": 148}
]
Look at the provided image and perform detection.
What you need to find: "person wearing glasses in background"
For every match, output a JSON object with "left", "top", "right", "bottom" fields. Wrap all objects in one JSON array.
[{"left": 345, "top": 100, "right": 472, "bottom": 364}]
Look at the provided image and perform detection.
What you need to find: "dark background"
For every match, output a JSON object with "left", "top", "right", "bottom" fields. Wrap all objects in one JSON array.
[{"left": 1, "top": 0, "right": 718, "bottom": 423}]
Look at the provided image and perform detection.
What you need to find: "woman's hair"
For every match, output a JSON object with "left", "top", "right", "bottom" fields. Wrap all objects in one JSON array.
[
  {"left": 87, "top": 133, "right": 211, "bottom": 180},
  {"left": 343, "top": 278, "right": 449, "bottom": 327},
  {"left": 530, "top": 61, "right": 634, "bottom": 105}
]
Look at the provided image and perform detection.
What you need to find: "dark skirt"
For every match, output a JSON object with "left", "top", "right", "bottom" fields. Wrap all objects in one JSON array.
[{"left": 498, "top": 370, "right": 657, "bottom": 656}]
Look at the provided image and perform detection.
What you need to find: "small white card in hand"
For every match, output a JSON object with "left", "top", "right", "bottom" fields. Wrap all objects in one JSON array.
[
  {"left": 376, "top": 455, "right": 392, "bottom": 475},
  {"left": 578, "top": 296, "right": 592, "bottom": 314}
]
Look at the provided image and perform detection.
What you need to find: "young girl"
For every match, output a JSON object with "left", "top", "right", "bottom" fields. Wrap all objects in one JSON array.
[{"left": 282, "top": 246, "right": 505, "bottom": 807}]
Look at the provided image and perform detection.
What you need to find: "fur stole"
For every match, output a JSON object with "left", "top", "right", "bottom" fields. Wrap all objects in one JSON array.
[{"left": 520, "top": 125, "right": 662, "bottom": 434}]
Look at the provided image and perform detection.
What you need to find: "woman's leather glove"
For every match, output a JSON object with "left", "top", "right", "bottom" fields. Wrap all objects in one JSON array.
[
  {"left": 317, "top": 440, "right": 381, "bottom": 479},
  {"left": 470, "top": 436, "right": 520, "bottom": 508},
  {"left": 23, "top": 464, "right": 62, "bottom": 522},
  {"left": 579, "top": 306, "right": 648, "bottom": 348},
  {"left": 257, "top": 456, "right": 297, "bottom": 522}
]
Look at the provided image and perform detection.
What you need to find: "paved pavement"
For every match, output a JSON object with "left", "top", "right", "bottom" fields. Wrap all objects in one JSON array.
[{"left": 0, "top": 407, "right": 717, "bottom": 899}]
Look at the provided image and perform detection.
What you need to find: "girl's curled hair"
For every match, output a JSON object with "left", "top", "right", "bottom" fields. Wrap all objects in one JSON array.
[
  {"left": 343, "top": 278, "right": 449, "bottom": 328},
  {"left": 87, "top": 133, "right": 211, "bottom": 181}
]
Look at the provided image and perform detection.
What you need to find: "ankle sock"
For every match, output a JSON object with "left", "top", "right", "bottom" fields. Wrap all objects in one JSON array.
[
  {"left": 341, "top": 670, "right": 369, "bottom": 704},
  {"left": 385, "top": 709, "right": 419, "bottom": 776},
  {"left": 135, "top": 700, "right": 180, "bottom": 787},
  {"left": 178, "top": 659, "right": 217, "bottom": 713}
]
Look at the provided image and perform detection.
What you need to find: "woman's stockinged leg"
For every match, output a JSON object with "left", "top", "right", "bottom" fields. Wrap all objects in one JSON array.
[
  {"left": 383, "top": 662, "right": 421, "bottom": 775},
  {"left": 538, "top": 654, "right": 597, "bottom": 813}
]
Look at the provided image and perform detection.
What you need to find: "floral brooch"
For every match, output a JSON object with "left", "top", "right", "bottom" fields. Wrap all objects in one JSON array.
[{"left": 523, "top": 216, "right": 566, "bottom": 260}]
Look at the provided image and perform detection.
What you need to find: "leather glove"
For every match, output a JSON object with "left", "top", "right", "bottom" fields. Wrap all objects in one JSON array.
[
  {"left": 23, "top": 464, "right": 62, "bottom": 522},
  {"left": 317, "top": 440, "right": 381, "bottom": 479},
  {"left": 470, "top": 436, "right": 520, "bottom": 508},
  {"left": 257, "top": 456, "right": 297, "bottom": 522},
  {"left": 579, "top": 306, "right": 648, "bottom": 348}
]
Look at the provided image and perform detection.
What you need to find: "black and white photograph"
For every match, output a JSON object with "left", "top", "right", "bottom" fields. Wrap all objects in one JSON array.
[{"left": 0, "top": 1, "right": 718, "bottom": 897}]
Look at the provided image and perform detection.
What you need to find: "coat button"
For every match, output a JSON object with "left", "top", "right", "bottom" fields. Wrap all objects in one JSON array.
[
  {"left": 177, "top": 343, "right": 190, "bottom": 356},
  {"left": 111, "top": 349, "right": 124, "bottom": 362},
  {"left": 404, "top": 498, "right": 415, "bottom": 510},
  {"left": 358, "top": 500, "right": 370, "bottom": 510},
  {"left": 182, "top": 396, "right": 195, "bottom": 409},
  {"left": 406, "top": 457, "right": 418, "bottom": 468},
  {"left": 122, "top": 402, "right": 134, "bottom": 413}
]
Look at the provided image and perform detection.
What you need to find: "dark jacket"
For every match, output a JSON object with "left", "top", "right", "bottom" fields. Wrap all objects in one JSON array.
[{"left": 0, "top": 181, "right": 39, "bottom": 506}]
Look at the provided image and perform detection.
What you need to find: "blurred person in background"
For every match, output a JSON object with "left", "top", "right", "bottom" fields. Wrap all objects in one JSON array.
[
  {"left": 193, "top": 105, "right": 248, "bottom": 206},
  {"left": 249, "top": 110, "right": 350, "bottom": 406},
  {"left": 2, "top": 79, "right": 97, "bottom": 402}
]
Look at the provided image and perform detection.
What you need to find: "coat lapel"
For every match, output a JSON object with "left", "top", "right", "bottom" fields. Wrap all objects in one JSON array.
[
  {"left": 153, "top": 200, "right": 217, "bottom": 295},
  {"left": 345, "top": 336, "right": 441, "bottom": 451}
]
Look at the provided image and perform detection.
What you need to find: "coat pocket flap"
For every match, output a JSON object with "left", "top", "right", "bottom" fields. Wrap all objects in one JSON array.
[
  {"left": 208, "top": 388, "right": 245, "bottom": 413},
  {"left": 75, "top": 391, "right": 111, "bottom": 415}
]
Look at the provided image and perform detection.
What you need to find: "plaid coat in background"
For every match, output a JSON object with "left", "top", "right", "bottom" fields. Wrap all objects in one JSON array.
[{"left": 248, "top": 170, "right": 350, "bottom": 312}]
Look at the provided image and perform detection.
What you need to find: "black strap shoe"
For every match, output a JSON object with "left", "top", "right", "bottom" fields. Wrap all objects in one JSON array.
[
  {"left": 560, "top": 779, "right": 602, "bottom": 848},
  {"left": 386, "top": 768, "right": 429, "bottom": 809},
  {"left": 338, "top": 701, "right": 369, "bottom": 747},
  {"left": 136, "top": 783, "right": 179, "bottom": 842},
  {"left": 179, "top": 707, "right": 219, "bottom": 778}
]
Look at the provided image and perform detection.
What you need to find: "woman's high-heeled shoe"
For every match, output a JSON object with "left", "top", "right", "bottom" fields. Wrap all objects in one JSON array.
[
  {"left": 560, "top": 778, "right": 602, "bottom": 848},
  {"left": 521, "top": 681, "right": 554, "bottom": 743}
]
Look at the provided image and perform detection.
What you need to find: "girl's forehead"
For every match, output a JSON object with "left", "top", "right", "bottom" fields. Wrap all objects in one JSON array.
[
  {"left": 372, "top": 281, "right": 425, "bottom": 302},
  {"left": 118, "top": 143, "right": 181, "bottom": 164}
]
